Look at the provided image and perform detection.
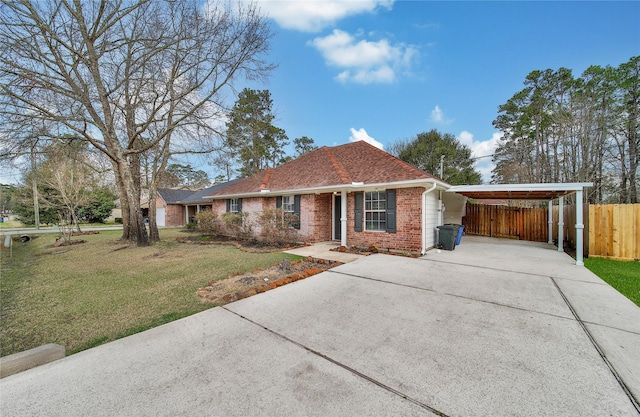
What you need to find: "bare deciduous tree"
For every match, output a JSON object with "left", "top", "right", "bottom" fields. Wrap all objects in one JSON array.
[{"left": 0, "top": 0, "right": 274, "bottom": 245}]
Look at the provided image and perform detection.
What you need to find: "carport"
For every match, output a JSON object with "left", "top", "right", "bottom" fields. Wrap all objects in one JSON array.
[{"left": 447, "top": 182, "right": 593, "bottom": 265}]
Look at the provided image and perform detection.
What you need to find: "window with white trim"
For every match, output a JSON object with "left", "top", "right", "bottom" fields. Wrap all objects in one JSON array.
[
  {"left": 229, "top": 199, "right": 240, "bottom": 213},
  {"left": 365, "top": 191, "right": 386, "bottom": 231},
  {"left": 282, "top": 195, "right": 294, "bottom": 213}
]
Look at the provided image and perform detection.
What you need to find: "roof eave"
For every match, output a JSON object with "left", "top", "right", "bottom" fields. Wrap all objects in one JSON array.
[
  {"left": 447, "top": 182, "right": 594, "bottom": 201},
  {"left": 447, "top": 182, "right": 593, "bottom": 193},
  {"left": 204, "top": 178, "right": 448, "bottom": 199}
]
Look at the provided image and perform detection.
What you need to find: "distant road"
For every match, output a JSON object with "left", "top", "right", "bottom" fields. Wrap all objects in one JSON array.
[{"left": 0, "top": 225, "right": 124, "bottom": 236}]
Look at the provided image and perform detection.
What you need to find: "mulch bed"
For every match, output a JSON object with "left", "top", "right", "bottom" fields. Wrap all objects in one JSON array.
[
  {"left": 197, "top": 257, "right": 342, "bottom": 305},
  {"left": 331, "top": 244, "right": 421, "bottom": 258},
  {"left": 176, "top": 235, "right": 309, "bottom": 253}
]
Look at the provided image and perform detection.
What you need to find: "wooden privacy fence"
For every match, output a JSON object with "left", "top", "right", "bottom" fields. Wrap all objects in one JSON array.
[
  {"left": 464, "top": 205, "right": 548, "bottom": 242},
  {"left": 466, "top": 203, "right": 640, "bottom": 261},
  {"left": 589, "top": 204, "right": 640, "bottom": 261}
]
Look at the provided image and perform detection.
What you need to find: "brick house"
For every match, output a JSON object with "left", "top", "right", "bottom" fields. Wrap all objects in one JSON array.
[
  {"left": 205, "top": 141, "right": 465, "bottom": 254},
  {"left": 154, "top": 180, "right": 241, "bottom": 227},
  {"left": 154, "top": 189, "right": 193, "bottom": 227}
]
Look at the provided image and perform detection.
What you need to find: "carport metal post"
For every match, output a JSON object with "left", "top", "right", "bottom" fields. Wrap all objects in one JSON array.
[
  {"left": 575, "top": 189, "right": 585, "bottom": 266},
  {"left": 340, "top": 190, "right": 347, "bottom": 247},
  {"left": 547, "top": 201, "right": 553, "bottom": 245},
  {"left": 557, "top": 197, "right": 563, "bottom": 252}
]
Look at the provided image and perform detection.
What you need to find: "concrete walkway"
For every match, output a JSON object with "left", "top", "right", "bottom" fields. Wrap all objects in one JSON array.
[
  {"left": 284, "top": 241, "right": 364, "bottom": 263},
  {"left": 1, "top": 237, "right": 639, "bottom": 416}
]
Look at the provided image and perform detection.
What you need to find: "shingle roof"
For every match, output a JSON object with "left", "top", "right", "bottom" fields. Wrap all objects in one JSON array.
[
  {"left": 178, "top": 179, "right": 242, "bottom": 204},
  {"left": 208, "top": 141, "right": 438, "bottom": 198},
  {"left": 157, "top": 189, "right": 194, "bottom": 204}
]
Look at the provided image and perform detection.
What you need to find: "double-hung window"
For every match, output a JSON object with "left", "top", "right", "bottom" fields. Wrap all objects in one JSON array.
[
  {"left": 276, "top": 195, "right": 300, "bottom": 229},
  {"left": 229, "top": 199, "right": 240, "bottom": 213},
  {"left": 364, "top": 191, "right": 386, "bottom": 231},
  {"left": 355, "top": 190, "right": 395, "bottom": 233},
  {"left": 227, "top": 198, "right": 242, "bottom": 213},
  {"left": 282, "top": 196, "right": 295, "bottom": 213}
]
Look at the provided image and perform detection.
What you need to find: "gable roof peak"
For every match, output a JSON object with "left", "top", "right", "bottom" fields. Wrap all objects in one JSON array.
[{"left": 206, "top": 139, "right": 437, "bottom": 198}]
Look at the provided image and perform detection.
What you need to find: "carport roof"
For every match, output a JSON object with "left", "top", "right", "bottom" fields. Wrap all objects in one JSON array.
[{"left": 447, "top": 182, "right": 593, "bottom": 201}]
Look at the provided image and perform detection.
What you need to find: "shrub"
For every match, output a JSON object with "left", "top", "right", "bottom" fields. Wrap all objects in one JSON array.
[
  {"left": 77, "top": 189, "right": 116, "bottom": 223},
  {"left": 256, "top": 207, "right": 299, "bottom": 246},
  {"left": 222, "top": 211, "right": 252, "bottom": 240},
  {"left": 195, "top": 211, "right": 220, "bottom": 236},
  {"left": 114, "top": 217, "right": 123, "bottom": 224}
]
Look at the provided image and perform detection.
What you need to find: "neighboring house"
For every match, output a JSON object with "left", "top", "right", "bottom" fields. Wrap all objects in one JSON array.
[
  {"left": 176, "top": 179, "right": 242, "bottom": 225},
  {"left": 154, "top": 189, "right": 194, "bottom": 227},
  {"left": 205, "top": 141, "right": 465, "bottom": 253},
  {"left": 154, "top": 180, "right": 242, "bottom": 227}
]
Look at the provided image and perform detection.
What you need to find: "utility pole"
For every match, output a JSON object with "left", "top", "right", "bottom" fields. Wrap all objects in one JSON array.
[{"left": 439, "top": 155, "right": 444, "bottom": 179}]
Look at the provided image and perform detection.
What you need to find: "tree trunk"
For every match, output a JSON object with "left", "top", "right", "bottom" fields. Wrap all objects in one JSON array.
[
  {"left": 117, "top": 159, "right": 149, "bottom": 246},
  {"left": 148, "top": 187, "right": 160, "bottom": 243}
]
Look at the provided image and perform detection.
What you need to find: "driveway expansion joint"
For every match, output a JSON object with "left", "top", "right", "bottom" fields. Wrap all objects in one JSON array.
[
  {"left": 550, "top": 277, "right": 640, "bottom": 414},
  {"left": 221, "top": 306, "right": 450, "bottom": 417},
  {"left": 419, "top": 257, "right": 607, "bottom": 285},
  {"left": 327, "top": 270, "right": 577, "bottom": 324}
]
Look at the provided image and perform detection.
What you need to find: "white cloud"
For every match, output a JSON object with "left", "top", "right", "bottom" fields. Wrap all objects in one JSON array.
[
  {"left": 253, "top": 0, "right": 394, "bottom": 32},
  {"left": 429, "top": 105, "right": 453, "bottom": 124},
  {"left": 309, "top": 29, "right": 418, "bottom": 84},
  {"left": 349, "top": 127, "right": 384, "bottom": 149},
  {"left": 457, "top": 130, "right": 502, "bottom": 184}
]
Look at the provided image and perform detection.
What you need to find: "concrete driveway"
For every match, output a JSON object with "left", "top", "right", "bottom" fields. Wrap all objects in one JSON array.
[{"left": 1, "top": 237, "right": 639, "bottom": 416}]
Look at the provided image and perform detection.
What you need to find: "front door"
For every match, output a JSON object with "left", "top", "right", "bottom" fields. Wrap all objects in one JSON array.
[{"left": 334, "top": 195, "right": 341, "bottom": 240}]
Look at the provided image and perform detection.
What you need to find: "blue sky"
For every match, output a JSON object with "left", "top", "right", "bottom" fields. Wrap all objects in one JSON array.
[
  {"left": 1, "top": 1, "right": 638, "bottom": 186},
  {"left": 231, "top": 0, "right": 640, "bottom": 183}
]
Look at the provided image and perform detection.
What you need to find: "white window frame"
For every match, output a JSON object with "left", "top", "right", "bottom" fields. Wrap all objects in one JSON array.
[
  {"left": 365, "top": 191, "right": 386, "bottom": 231},
  {"left": 282, "top": 195, "right": 295, "bottom": 213},
  {"left": 229, "top": 199, "right": 240, "bottom": 213}
]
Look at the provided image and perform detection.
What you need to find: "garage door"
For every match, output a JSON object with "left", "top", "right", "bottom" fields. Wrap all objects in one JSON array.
[{"left": 156, "top": 207, "right": 166, "bottom": 227}]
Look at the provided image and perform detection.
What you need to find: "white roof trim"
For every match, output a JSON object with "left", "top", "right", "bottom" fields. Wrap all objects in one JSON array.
[
  {"left": 448, "top": 182, "right": 593, "bottom": 193},
  {"left": 204, "top": 178, "right": 449, "bottom": 200}
]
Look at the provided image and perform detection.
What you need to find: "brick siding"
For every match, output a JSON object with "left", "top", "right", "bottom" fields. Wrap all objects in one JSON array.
[
  {"left": 165, "top": 204, "right": 185, "bottom": 227},
  {"left": 346, "top": 187, "right": 424, "bottom": 252},
  {"left": 209, "top": 187, "right": 425, "bottom": 252}
]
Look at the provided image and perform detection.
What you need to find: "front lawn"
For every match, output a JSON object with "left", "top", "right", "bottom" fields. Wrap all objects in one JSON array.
[
  {"left": 0, "top": 229, "right": 300, "bottom": 356},
  {"left": 585, "top": 257, "right": 640, "bottom": 307}
]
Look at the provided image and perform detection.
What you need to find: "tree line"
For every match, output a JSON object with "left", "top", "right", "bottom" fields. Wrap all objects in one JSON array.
[
  {"left": 2, "top": 1, "right": 635, "bottom": 247},
  {"left": 492, "top": 56, "right": 639, "bottom": 203}
]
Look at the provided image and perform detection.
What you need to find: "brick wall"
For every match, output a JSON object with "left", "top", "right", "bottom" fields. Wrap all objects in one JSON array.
[
  {"left": 155, "top": 197, "right": 185, "bottom": 227},
  {"left": 211, "top": 194, "right": 333, "bottom": 242},
  {"left": 300, "top": 194, "right": 332, "bottom": 242},
  {"left": 346, "top": 187, "right": 424, "bottom": 252},
  {"left": 207, "top": 188, "right": 425, "bottom": 251},
  {"left": 165, "top": 204, "right": 185, "bottom": 227}
]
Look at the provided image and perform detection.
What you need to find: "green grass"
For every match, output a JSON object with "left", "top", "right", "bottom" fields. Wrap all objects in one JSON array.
[
  {"left": 0, "top": 220, "right": 118, "bottom": 229},
  {"left": 0, "top": 229, "right": 300, "bottom": 356},
  {"left": 0, "top": 220, "right": 32, "bottom": 228},
  {"left": 585, "top": 257, "right": 640, "bottom": 307}
]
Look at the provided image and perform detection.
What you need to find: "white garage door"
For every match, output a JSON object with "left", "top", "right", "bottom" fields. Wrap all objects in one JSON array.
[
  {"left": 424, "top": 194, "right": 439, "bottom": 249},
  {"left": 156, "top": 207, "right": 166, "bottom": 227}
]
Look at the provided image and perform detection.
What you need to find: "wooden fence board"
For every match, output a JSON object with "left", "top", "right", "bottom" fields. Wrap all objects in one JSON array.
[
  {"left": 465, "top": 205, "right": 548, "bottom": 242},
  {"left": 467, "top": 203, "right": 639, "bottom": 261},
  {"left": 587, "top": 204, "right": 638, "bottom": 261}
]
